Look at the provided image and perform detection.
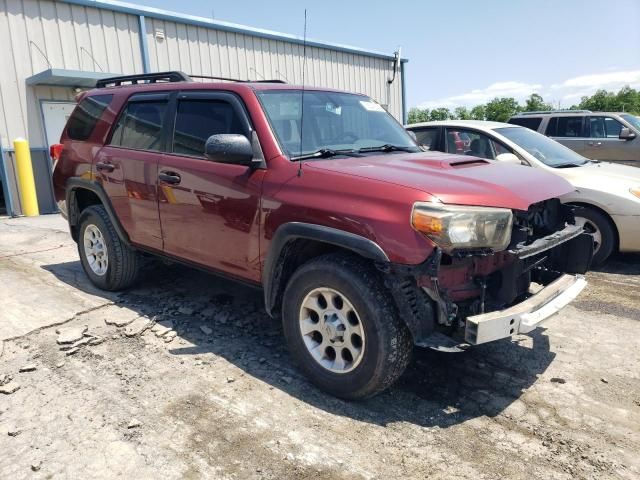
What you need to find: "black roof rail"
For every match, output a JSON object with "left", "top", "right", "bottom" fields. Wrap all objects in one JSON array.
[
  {"left": 189, "top": 74, "right": 286, "bottom": 83},
  {"left": 516, "top": 109, "right": 592, "bottom": 116},
  {"left": 96, "top": 71, "right": 192, "bottom": 88}
]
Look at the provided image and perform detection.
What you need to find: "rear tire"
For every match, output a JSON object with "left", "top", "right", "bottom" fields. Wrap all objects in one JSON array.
[
  {"left": 282, "top": 252, "right": 413, "bottom": 400},
  {"left": 78, "top": 205, "right": 139, "bottom": 291},
  {"left": 574, "top": 207, "right": 615, "bottom": 267}
]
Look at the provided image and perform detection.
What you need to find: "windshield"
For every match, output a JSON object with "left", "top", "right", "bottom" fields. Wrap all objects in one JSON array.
[
  {"left": 495, "top": 126, "right": 589, "bottom": 167},
  {"left": 621, "top": 114, "right": 640, "bottom": 131},
  {"left": 256, "top": 90, "right": 419, "bottom": 158}
]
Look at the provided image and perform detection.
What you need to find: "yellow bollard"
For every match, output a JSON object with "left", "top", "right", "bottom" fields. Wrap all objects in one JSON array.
[{"left": 14, "top": 137, "right": 39, "bottom": 217}]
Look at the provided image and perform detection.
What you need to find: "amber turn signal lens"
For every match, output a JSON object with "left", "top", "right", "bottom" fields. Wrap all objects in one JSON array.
[
  {"left": 630, "top": 187, "right": 640, "bottom": 199},
  {"left": 412, "top": 210, "right": 443, "bottom": 235}
]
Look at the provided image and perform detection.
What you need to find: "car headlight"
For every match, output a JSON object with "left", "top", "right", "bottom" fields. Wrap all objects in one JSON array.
[
  {"left": 631, "top": 187, "right": 640, "bottom": 199},
  {"left": 411, "top": 202, "right": 513, "bottom": 252}
]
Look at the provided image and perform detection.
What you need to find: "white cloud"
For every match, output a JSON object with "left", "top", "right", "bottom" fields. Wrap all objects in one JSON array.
[
  {"left": 414, "top": 69, "right": 640, "bottom": 110},
  {"left": 416, "top": 81, "right": 542, "bottom": 110}
]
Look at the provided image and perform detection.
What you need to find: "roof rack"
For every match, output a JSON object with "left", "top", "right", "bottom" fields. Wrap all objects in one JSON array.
[
  {"left": 96, "top": 71, "right": 192, "bottom": 88},
  {"left": 517, "top": 109, "right": 592, "bottom": 116},
  {"left": 189, "top": 74, "right": 286, "bottom": 83}
]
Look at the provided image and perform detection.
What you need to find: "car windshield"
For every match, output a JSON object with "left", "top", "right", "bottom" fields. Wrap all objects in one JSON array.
[
  {"left": 495, "top": 126, "right": 589, "bottom": 167},
  {"left": 621, "top": 114, "right": 640, "bottom": 131},
  {"left": 256, "top": 90, "right": 419, "bottom": 159}
]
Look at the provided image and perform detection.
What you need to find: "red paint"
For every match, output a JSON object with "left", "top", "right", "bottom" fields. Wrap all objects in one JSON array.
[{"left": 53, "top": 81, "right": 576, "bottom": 284}]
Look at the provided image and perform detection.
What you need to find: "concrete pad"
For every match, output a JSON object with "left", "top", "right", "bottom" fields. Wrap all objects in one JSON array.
[{"left": 0, "top": 214, "right": 115, "bottom": 341}]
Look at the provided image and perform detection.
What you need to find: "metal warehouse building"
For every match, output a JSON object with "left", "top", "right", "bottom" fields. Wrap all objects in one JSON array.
[{"left": 0, "top": 0, "right": 407, "bottom": 217}]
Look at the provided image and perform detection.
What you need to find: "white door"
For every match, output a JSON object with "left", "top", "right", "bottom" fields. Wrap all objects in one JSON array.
[{"left": 41, "top": 101, "right": 76, "bottom": 145}]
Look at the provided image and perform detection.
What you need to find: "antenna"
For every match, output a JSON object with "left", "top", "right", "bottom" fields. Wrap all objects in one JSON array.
[{"left": 298, "top": 9, "right": 308, "bottom": 177}]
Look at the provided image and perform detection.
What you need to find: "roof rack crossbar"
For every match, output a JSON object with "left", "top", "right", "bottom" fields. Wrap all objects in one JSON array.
[
  {"left": 96, "top": 71, "right": 192, "bottom": 88},
  {"left": 517, "top": 109, "right": 592, "bottom": 115},
  {"left": 189, "top": 74, "right": 286, "bottom": 83}
]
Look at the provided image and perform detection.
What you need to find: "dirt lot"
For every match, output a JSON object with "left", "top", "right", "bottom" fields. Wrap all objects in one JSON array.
[{"left": 1, "top": 215, "right": 639, "bottom": 479}]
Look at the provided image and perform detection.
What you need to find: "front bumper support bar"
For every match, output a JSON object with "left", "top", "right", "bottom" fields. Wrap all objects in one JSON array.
[{"left": 465, "top": 273, "right": 587, "bottom": 345}]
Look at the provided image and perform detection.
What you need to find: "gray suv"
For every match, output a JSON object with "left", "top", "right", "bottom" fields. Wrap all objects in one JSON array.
[{"left": 508, "top": 110, "right": 640, "bottom": 166}]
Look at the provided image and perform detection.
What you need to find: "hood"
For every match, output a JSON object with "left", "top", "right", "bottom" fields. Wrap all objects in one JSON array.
[
  {"left": 560, "top": 161, "right": 640, "bottom": 188},
  {"left": 307, "top": 151, "right": 574, "bottom": 211}
]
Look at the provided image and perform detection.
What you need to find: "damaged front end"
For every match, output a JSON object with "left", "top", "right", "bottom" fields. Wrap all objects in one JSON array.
[{"left": 386, "top": 199, "right": 593, "bottom": 351}]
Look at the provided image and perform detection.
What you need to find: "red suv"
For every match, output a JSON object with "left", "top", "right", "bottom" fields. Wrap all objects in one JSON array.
[{"left": 52, "top": 72, "right": 593, "bottom": 399}]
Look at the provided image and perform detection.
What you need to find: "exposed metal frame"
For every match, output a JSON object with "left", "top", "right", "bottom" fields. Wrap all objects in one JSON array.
[
  {"left": 60, "top": 0, "right": 409, "bottom": 63},
  {"left": 401, "top": 61, "right": 407, "bottom": 124}
]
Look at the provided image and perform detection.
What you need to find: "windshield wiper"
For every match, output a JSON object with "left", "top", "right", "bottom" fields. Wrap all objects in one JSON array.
[
  {"left": 357, "top": 144, "right": 416, "bottom": 154},
  {"left": 290, "top": 148, "right": 359, "bottom": 161},
  {"left": 553, "top": 162, "right": 584, "bottom": 168}
]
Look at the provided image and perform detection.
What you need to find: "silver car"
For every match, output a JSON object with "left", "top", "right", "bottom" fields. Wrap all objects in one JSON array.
[
  {"left": 508, "top": 111, "right": 640, "bottom": 166},
  {"left": 406, "top": 120, "right": 640, "bottom": 266}
]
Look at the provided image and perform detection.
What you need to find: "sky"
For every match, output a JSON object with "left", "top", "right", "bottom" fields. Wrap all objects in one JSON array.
[{"left": 137, "top": 0, "right": 640, "bottom": 110}]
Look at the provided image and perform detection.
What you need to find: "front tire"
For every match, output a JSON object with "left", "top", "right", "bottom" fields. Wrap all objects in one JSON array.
[
  {"left": 282, "top": 253, "right": 413, "bottom": 400},
  {"left": 78, "top": 205, "right": 139, "bottom": 291},
  {"left": 574, "top": 207, "right": 615, "bottom": 267}
]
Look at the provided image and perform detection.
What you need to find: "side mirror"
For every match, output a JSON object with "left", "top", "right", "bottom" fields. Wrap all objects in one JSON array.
[
  {"left": 619, "top": 127, "right": 636, "bottom": 140},
  {"left": 204, "top": 134, "right": 254, "bottom": 165},
  {"left": 496, "top": 152, "right": 525, "bottom": 165}
]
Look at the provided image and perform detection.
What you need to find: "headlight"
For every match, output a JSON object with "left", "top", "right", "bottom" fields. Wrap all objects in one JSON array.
[
  {"left": 631, "top": 187, "right": 640, "bottom": 199},
  {"left": 411, "top": 202, "right": 513, "bottom": 252}
]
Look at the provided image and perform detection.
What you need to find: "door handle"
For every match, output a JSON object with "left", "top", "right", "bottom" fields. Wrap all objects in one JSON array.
[
  {"left": 588, "top": 141, "right": 602, "bottom": 147},
  {"left": 159, "top": 171, "right": 181, "bottom": 185},
  {"left": 96, "top": 162, "right": 115, "bottom": 172}
]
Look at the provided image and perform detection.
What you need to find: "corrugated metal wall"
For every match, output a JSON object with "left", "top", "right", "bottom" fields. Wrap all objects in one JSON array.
[
  {"left": 0, "top": 0, "right": 143, "bottom": 147},
  {"left": 145, "top": 17, "right": 403, "bottom": 119}
]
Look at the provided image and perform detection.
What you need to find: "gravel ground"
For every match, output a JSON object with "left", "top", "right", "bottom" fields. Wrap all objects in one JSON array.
[{"left": 1, "top": 218, "right": 639, "bottom": 479}]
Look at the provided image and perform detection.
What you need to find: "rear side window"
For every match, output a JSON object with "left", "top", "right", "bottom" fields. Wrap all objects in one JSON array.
[
  {"left": 110, "top": 101, "right": 168, "bottom": 151},
  {"left": 172, "top": 100, "right": 246, "bottom": 157},
  {"left": 547, "top": 116, "right": 584, "bottom": 137},
  {"left": 66, "top": 95, "right": 113, "bottom": 140},
  {"left": 412, "top": 128, "right": 439, "bottom": 150},
  {"left": 508, "top": 116, "right": 542, "bottom": 131}
]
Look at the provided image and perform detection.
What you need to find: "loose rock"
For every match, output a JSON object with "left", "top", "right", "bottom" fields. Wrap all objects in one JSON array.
[
  {"left": 65, "top": 347, "right": 79, "bottom": 356},
  {"left": 127, "top": 419, "right": 142, "bottom": 429},
  {"left": 19, "top": 364, "right": 36, "bottom": 373},
  {"left": 281, "top": 376, "right": 293, "bottom": 384},
  {"left": 551, "top": 377, "right": 566, "bottom": 384},
  {"left": 200, "top": 325, "right": 213, "bottom": 335},
  {"left": 55, "top": 361, "right": 65, "bottom": 368},
  {"left": 152, "top": 320, "right": 174, "bottom": 337},
  {"left": 124, "top": 318, "right": 152, "bottom": 337},
  {"left": 601, "top": 377, "right": 609, "bottom": 384},
  {"left": 226, "top": 376, "right": 235, "bottom": 383},
  {"left": 0, "top": 381, "right": 21, "bottom": 394},
  {"left": 7, "top": 429, "right": 21, "bottom": 437},
  {"left": 56, "top": 325, "right": 88, "bottom": 344},
  {"left": 178, "top": 306, "right": 194, "bottom": 315},
  {"left": 31, "top": 461, "right": 42, "bottom": 472},
  {"left": 0, "top": 373, "right": 10, "bottom": 385},
  {"left": 164, "top": 331, "right": 177, "bottom": 343}
]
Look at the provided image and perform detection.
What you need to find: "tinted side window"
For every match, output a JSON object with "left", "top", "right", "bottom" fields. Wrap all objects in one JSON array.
[
  {"left": 545, "top": 117, "right": 558, "bottom": 136},
  {"left": 604, "top": 117, "right": 623, "bottom": 137},
  {"left": 413, "top": 128, "right": 439, "bottom": 150},
  {"left": 554, "top": 117, "right": 584, "bottom": 137},
  {"left": 67, "top": 95, "right": 113, "bottom": 140},
  {"left": 508, "top": 117, "right": 542, "bottom": 131},
  {"left": 173, "top": 100, "right": 246, "bottom": 157},
  {"left": 110, "top": 101, "right": 168, "bottom": 151},
  {"left": 589, "top": 117, "right": 606, "bottom": 138}
]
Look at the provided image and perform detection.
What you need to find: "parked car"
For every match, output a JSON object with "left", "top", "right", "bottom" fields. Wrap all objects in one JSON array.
[
  {"left": 407, "top": 120, "right": 640, "bottom": 265},
  {"left": 52, "top": 72, "right": 593, "bottom": 399},
  {"left": 507, "top": 110, "right": 640, "bottom": 166}
]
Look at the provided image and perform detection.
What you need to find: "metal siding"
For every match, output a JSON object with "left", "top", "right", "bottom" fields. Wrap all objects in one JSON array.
[{"left": 0, "top": 0, "right": 143, "bottom": 147}]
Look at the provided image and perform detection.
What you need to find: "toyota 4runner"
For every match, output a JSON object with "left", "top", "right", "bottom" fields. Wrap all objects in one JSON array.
[{"left": 52, "top": 72, "right": 593, "bottom": 399}]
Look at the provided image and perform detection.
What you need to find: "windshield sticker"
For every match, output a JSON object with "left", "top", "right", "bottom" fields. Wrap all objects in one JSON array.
[
  {"left": 359, "top": 100, "right": 385, "bottom": 112},
  {"left": 325, "top": 103, "right": 342, "bottom": 115}
]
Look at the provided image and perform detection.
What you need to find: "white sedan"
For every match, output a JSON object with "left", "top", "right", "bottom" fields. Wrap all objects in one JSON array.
[{"left": 406, "top": 120, "right": 640, "bottom": 266}]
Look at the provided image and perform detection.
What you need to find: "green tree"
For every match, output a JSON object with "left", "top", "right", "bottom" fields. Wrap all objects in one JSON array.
[
  {"left": 484, "top": 97, "right": 522, "bottom": 122},
  {"left": 454, "top": 106, "right": 472, "bottom": 120},
  {"left": 470, "top": 105, "right": 486, "bottom": 120},
  {"left": 429, "top": 108, "right": 453, "bottom": 121},
  {"left": 524, "top": 93, "right": 553, "bottom": 112},
  {"left": 407, "top": 107, "right": 430, "bottom": 124}
]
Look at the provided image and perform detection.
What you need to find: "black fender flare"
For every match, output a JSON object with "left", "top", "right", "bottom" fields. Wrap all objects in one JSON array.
[
  {"left": 262, "top": 222, "right": 389, "bottom": 316},
  {"left": 65, "top": 178, "right": 131, "bottom": 245}
]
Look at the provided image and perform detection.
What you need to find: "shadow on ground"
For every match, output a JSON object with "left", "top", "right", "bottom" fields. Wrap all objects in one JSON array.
[
  {"left": 43, "top": 258, "right": 556, "bottom": 429},
  {"left": 594, "top": 252, "right": 640, "bottom": 275}
]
